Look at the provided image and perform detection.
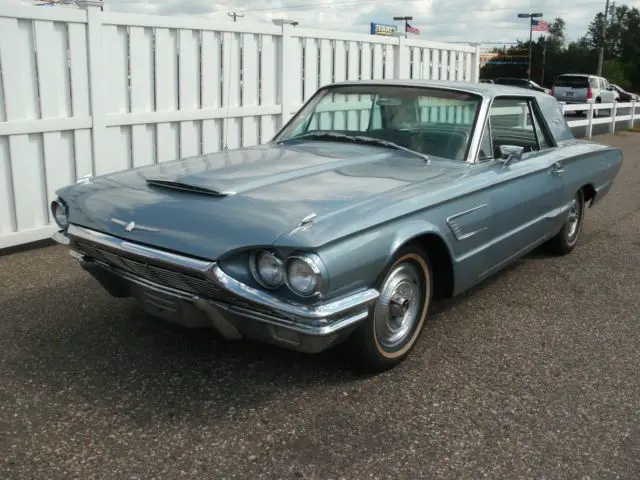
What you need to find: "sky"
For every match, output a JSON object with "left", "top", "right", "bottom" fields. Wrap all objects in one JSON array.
[{"left": 6, "top": 0, "right": 640, "bottom": 46}]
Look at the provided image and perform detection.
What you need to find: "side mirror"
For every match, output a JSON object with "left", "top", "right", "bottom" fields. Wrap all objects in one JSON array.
[{"left": 498, "top": 145, "right": 524, "bottom": 166}]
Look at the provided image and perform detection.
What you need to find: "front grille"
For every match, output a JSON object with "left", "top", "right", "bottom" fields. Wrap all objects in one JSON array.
[
  {"left": 75, "top": 241, "right": 227, "bottom": 300},
  {"left": 74, "top": 239, "right": 304, "bottom": 324}
]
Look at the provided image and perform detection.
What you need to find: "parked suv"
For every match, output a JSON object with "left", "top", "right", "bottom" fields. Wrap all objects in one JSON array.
[{"left": 551, "top": 74, "right": 619, "bottom": 116}]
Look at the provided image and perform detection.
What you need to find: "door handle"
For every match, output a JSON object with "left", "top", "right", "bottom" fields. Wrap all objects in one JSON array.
[{"left": 551, "top": 162, "right": 565, "bottom": 175}]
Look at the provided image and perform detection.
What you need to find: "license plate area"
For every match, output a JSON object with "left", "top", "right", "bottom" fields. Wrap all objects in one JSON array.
[
  {"left": 139, "top": 289, "right": 184, "bottom": 321},
  {"left": 566, "top": 91, "right": 574, "bottom": 96}
]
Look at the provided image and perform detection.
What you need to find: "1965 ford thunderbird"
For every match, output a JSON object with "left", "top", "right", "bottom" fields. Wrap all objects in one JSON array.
[{"left": 51, "top": 80, "right": 623, "bottom": 372}]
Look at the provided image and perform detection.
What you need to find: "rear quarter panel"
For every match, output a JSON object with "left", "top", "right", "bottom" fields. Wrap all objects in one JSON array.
[{"left": 558, "top": 140, "right": 623, "bottom": 207}]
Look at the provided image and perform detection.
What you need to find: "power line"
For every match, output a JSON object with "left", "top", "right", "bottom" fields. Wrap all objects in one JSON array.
[{"left": 217, "top": 0, "right": 606, "bottom": 16}]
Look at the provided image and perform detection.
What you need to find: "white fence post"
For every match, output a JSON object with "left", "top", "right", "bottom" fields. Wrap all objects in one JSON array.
[
  {"left": 395, "top": 36, "right": 410, "bottom": 79},
  {"left": 77, "top": 0, "right": 105, "bottom": 177},
  {"left": 630, "top": 101, "right": 636, "bottom": 129},
  {"left": 519, "top": 103, "right": 527, "bottom": 128},
  {"left": 587, "top": 103, "right": 594, "bottom": 139},
  {"left": 610, "top": 102, "right": 617, "bottom": 134},
  {"left": 471, "top": 44, "right": 481, "bottom": 82},
  {"left": 278, "top": 23, "right": 295, "bottom": 127}
]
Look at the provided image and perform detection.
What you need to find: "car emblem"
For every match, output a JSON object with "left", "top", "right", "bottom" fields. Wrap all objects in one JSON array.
[{"left": 111, "top": 218, "right": 159, "bottom": 232}]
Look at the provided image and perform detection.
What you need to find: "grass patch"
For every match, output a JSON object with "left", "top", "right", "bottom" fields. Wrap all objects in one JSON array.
[{"left": 614, "top": 126, "right": 640, "bottom": 135}]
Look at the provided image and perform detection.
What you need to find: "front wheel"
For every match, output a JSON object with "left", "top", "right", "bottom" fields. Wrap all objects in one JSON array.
[
  {"left": 545, "top": 189, "right": 586, "bottom": 255},
  {"left": 349, "top": 245, "right": 433, "bottom": 373}
]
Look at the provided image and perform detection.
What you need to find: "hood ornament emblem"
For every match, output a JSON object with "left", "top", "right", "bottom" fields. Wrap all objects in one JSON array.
[
  {"left": 111, "top": 218, "right": 159, "bottom": 233},
  {"left": 298, "top": 213, "right": 316, "bottom": 227}
]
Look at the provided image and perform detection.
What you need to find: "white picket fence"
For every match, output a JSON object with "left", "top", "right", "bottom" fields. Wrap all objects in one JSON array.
[
  {"left": 0, "top": 2, "right": 482, "bottom": 249},
  {"left": 1, "top": 4, "right": 637, "bottom": 251},
  {"left": 561, "top": 101, "right": 639, "bottom": 136}
]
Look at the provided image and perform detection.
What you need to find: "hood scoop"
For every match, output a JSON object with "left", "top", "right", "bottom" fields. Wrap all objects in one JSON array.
[{"left": 145, "top": 178, "right": 236, "bottom": 197}]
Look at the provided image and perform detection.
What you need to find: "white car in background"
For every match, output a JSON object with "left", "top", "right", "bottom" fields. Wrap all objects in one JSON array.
[{"left": 551, "top": 74, "right": 619, "bottom": 117}]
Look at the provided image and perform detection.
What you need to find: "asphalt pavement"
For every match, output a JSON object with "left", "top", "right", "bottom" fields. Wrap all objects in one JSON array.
[{"left": 1, "top": 132, "right": 639, "bottom": 479}]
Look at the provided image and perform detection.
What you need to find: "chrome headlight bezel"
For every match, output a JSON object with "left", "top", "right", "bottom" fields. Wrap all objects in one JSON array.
[
  {"left": 249, "top": 250, "right": 285, "bottom": 290},
  {"left": 285, "top": 254, "right": 326, "bottom": 298},
  {"left": 51, "top": 198, "right": 69, "bottom": 229}
]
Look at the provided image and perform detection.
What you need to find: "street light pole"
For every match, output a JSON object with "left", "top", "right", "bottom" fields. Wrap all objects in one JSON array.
[
  {"left": 517, "top": 12, "right": 543, "bottom": 81},
  {"left": 393, "top": 15, "right": 413, "bottom": 37}
]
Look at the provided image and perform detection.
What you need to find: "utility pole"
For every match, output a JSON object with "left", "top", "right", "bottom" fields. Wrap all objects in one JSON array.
[
  {"left": 541, "top": 38, "right": 547, "bottom": 85},
  {"left": 596, "top": 0, "right": 610, "bottom": 76},
  {"left": 228, "top": 12, "right": 244, "bottom": 22}
]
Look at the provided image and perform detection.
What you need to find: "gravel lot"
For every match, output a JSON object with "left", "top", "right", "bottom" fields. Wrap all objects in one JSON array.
[{"left": 1, "top": 132, "right": 639, "bottom": 479}]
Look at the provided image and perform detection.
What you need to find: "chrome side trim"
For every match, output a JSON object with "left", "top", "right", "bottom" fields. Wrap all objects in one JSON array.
[
  {"left": 63, "top": 225, "right": 380, "bottom": 323},
  {"left": 446, "top": 204, "right": 489, "bottom": 241}
]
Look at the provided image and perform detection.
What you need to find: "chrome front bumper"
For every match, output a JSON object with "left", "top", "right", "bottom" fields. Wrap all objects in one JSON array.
[{"left": 53, "top": 225, "right": 379, "bottom": 353}]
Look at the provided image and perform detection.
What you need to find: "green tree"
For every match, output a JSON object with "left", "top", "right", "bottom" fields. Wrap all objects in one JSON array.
[
  {"left": 480, "top": 5, "right": 640, "bottom": 92},
  {"left": 547, "top": 17, "right": 566, "bottom": 50}
]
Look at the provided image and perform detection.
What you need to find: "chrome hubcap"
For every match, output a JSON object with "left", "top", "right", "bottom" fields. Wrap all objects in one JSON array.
[
  {"left": 567, "top": 196, "right": 581, "bottom": 239},
  {"left": 374, "top": 262, "right": 426, "bottom": 349}
]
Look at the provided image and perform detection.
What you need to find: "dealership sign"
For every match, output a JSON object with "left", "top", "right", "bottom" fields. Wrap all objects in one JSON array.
[{"left": 370, "top": 22, "right": 398, "bottom": 36}]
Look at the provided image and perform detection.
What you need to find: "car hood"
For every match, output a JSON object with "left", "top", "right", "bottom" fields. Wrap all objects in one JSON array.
[{"left": 59, "top": 141, "right": 467, "bottom": 260}]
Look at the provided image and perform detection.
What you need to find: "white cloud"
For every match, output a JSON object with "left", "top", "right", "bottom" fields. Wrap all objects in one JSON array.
[{"left": 5, "top": 0, "right": 640, "bottom": 44}]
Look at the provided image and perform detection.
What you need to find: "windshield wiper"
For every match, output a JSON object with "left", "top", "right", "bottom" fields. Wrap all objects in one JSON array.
[{"left": 279, "top": 131, "right": 430, "bottom": 162}]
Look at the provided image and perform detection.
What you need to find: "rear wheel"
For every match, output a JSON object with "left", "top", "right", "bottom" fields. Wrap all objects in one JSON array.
[
  {"left": 546, "top": 189, "right": 586, "bottom": 255},
  {"left": 349, "top": 245, "right": 432, "bottom": 373}
]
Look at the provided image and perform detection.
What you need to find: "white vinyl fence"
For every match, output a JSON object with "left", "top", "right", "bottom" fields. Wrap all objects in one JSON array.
[
  {"left": 0, "top": 2, "right": 481, "bottom": 249},
  {"left": 1, "top": 4, "right": 637, "bottom": 251}
]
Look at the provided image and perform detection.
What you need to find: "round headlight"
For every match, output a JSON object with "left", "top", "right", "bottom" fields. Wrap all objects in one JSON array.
[
  {"left": 251, "top": 251, "right": 284, "bottom": 289},
  {"left": 286, "top": 256, "right": 321, "bottom": 297},
  {"left": 51, "top": 199, "right": 69, "bottom": 229}
]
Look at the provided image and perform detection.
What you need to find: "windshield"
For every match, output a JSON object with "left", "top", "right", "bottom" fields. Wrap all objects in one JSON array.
[{"left": 273, "top": 85, "right": 483, "bottom": 162}]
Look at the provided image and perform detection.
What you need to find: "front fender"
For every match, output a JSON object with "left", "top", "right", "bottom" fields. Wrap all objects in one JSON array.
[
  {"left": 390, "top": 219, "right": 453, "bottom": 259},
  {"left": 315, "top": 218, "right": 453, "bottom": 302}
]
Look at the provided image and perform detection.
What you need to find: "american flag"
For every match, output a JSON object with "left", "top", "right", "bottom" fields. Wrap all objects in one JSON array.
[
  {"left": 531, "top": 19, "right": 549, "bottom": 32},
  {"left": 407, "top": 23, "right": 420, "bottom": 35}
]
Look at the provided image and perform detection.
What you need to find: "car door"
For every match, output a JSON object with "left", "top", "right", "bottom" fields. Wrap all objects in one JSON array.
[
  {"left": 478, "top": 96, "right": 566, "bottom": 277},
  {"left": 600, "top": 78, "right": 615, "bottom": 103}
]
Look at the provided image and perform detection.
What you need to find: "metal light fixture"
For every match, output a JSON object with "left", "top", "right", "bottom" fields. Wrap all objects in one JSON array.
[
  {"left": 272, "top": 19, "right": 299, "bottom": 27},
  {"left": 393, "top": 15, "right": 413, "bottom": 36},
  {"left": 517, "top": 12, "right": 543, "bottom": 81}
]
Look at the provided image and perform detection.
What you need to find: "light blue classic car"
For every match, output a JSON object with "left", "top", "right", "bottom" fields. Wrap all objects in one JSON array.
[{"left": 51, "top": 80, "right": 623, "bottom": 372}]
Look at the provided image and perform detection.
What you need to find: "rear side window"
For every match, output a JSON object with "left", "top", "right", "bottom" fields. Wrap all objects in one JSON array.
[{"left": 554, "top": 75, "right": 589, "bottom": 88}]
